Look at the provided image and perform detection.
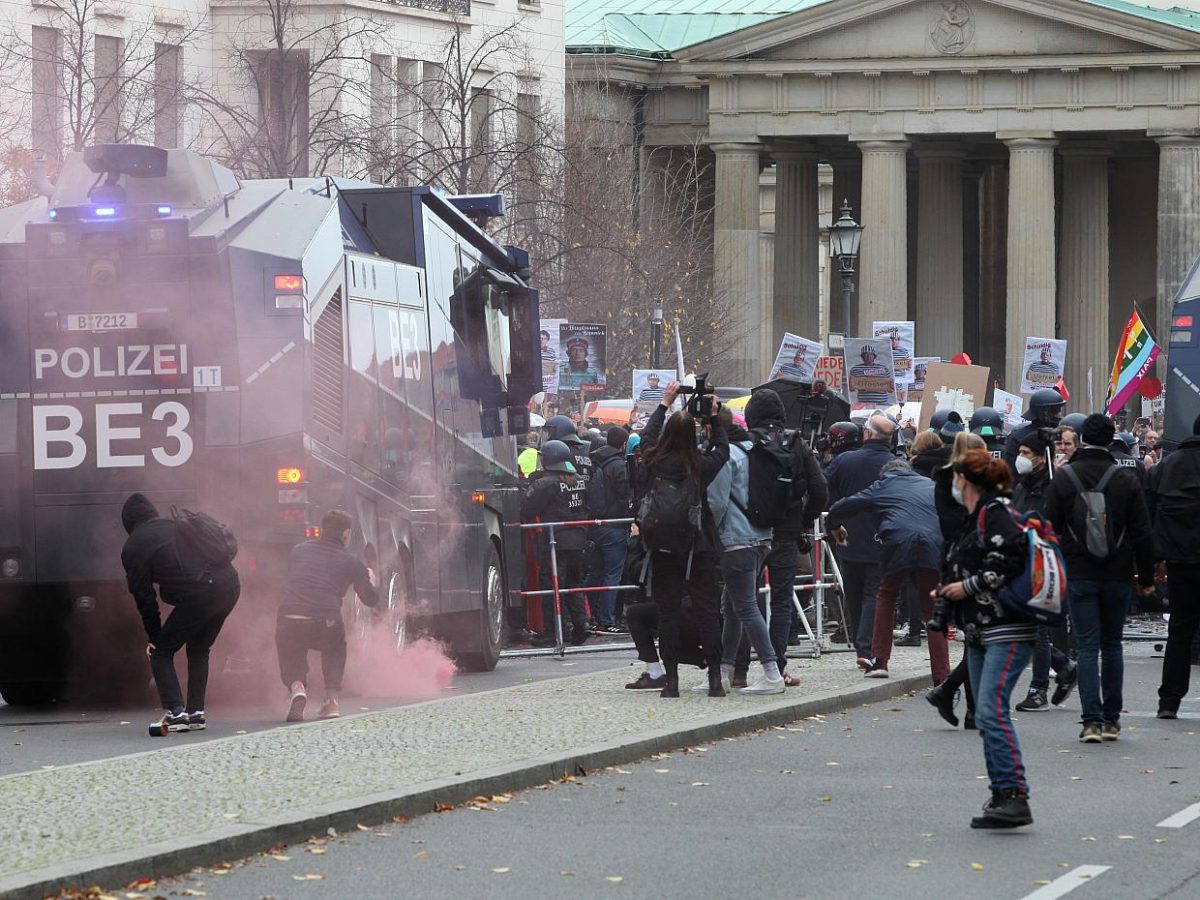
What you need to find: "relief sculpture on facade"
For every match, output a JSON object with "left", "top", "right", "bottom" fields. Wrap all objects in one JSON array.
[{"left": 930, "top": 1, "right": 974, "bottom": 56}]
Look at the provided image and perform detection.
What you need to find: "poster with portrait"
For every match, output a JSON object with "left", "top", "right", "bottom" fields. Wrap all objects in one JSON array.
[
  {"left": 843, "top": 338, "right": 897, "bottom": 407},
  {"left": 873, "top": 321, "right": 916, "bottom": 385},
  {"left": 993, "top": 388, "right": 1024, "bottom": 433},
  {"left": 767, "top": 333, "right": 822, "bottom": 383},
  {"left": 633, "top": 369, "right": 676, "bottom": 419},
  {"left": 557, "top": 323, "right": 607, "bottom": 393},
  {"left": 539, "top": 318, "right": 566, "bottom": 395},
  {"left": 906, "top": 356, "right": 939, "bottom": 402},
  {"left": 917, "top": 362, "right": 991, "bottom": 431},
  {"left": 1020, "top": 337, "right": 1067, "bottom": 394}
]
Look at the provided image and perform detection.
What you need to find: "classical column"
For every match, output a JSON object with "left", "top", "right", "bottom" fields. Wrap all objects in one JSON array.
[
  {"left": 858, "top": 140, "right": 911, "bottom": 329},
  {"left": 771, "top": 148, "right": 820, "bottom": 348},
  {"left": 978, "top": 160, "right": 1008, "bottom": 376},
  {"left": 829, "top": 155, "right": 862, "bottom": 335},
  {"left": 1004, "top": 137, "right": 1058, "bottom": 392},
  {"left": 915, "top": 145, "right": 966, "bottom": 360},
  {"left": 1059, "top": 145, "right": 1110, "bottom": 411},
  {"left": 1157, "top": 135, "right": 1200, "bottom": 347},
  {"left": 712, "top": 142, "right": 765, "bottom": 387}
]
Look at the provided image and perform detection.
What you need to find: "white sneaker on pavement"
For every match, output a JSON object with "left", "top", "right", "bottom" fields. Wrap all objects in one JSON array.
[
  {"left": 740, "top": 675, "right": 785, "bottom": 695},
  {"left": 688, "top": 677, "right": 730, "bottom": 694}
]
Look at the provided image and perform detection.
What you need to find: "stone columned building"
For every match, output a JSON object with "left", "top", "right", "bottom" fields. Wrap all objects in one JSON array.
[{"left": 567, "top": 0, "right": 1200, "bottom": 395}]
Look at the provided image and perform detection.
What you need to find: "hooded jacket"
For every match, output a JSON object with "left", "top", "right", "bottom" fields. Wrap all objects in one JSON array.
[
  {"left": 823, "top": 439, "right": 895, "bottom": 563},
  {"left": 744, "top": 390, "right": 828, "bottom": 540},
  {"left": 1043, "top": 446, "right": 1155, "bottom": 586},
  {"left": 911, "top": 443, "right": 952, "bottom": 479},
  {"left": 708, "top": 423, "right": 773, "bottom": 552},
  {"left": 588, "top": 444, "right": 631, "bottom": 522},
  {"left": 826, "top": 466, "right": 942, "bottom": 575},
  {"left": 1147, "top": 435, "right": 1200, "bottom": 563},
  {"left": 119, "top": 493, "right": 240, "bottom": 641}
]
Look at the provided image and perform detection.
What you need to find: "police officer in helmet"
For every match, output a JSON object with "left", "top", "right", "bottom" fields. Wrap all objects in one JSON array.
[
  {"left": 544, "top": 414, "right": 594, "bottom": 483},
  {"left": 1003, "top": 388, "right": 1066, "bottom": 466},
  {"left": 1110, "top": 430, "right": 1147, "bottom": 487},
  {"left": 969, "top": 407, "right": 1006, "bottom": 459},
  {"left": 818, "top": 421, "right": 861, "bottom": 469}
]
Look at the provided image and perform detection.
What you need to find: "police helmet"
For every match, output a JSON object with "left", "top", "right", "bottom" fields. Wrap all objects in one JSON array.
[
  {"left": 828, "top": 421, "right": 861, "bottom": 450},
  {"left": 541, "top": 440, "right": 576, "bottom": 474},
  {"left": 1114, "top": 431, "right": 1138, "bottom": 452},
  {"left": 1025, "top": 388, "right": 1066, "bottom": 421},
  {"left": 929, "top": 409, "right": 963, "bottom": 432},
  {"left": 969, "top": 407, "right": 1005, "bottom": 438},
  {"left": 544, "top": 415, "right": 583, "bottom": 443},
  {"left": 1060, "top": 412, "right": 1087, "bottom": 433}
]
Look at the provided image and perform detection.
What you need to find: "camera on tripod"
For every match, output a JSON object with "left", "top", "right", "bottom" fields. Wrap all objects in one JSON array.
[{"left": 677, "top": 374, "right": 717, "bottom": 419}]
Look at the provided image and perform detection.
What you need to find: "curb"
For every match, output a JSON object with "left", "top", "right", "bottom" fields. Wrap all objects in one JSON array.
[{"left": 2, "top": 672, "right": 930, "bottom": 900}]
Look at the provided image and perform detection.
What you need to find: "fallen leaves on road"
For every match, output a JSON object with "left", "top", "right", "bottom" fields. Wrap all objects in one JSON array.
[
  {"left": 269, "top": 855, "right": 291, "bottom": 862},
  {"left": 1118, "top": 835, "right": 1136, "bottom": 840},
  {"left": 433, "top": 802, "right": 454, "bottom": 813},
  {"left": 691, "top": 782, "right": 711, "bottom": 787},
  {"left": 905, "top": 860, "right": 928, "bottom": 869},
  {"left": 414, "top": 851, "right": 429, "bottom": 860},
  {"left": 970, "top": 863, "right": 985, "bottom": 872},
  {"left": 606, "top": 876, "right": 624, "bottom": 883},
  {"left": 654, "top": 769, "right": 670, "bottom": 774},
  {"left": 307, "top": 846, "right": 327, "bottom": 855},
  {"left": 492, "top": 867, "right": 511, "bottom": 874},
  {"left": 561, "top": 871, "right": 577, "bottom": 877},
  {"left": 819, "top": 796, "right": 832, "bottom": 802},
  {"left": 292, "top": 874, "right": 325, "bottom": 881}
]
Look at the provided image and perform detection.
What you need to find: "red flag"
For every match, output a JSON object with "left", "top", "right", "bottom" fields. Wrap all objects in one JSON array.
[{"left": 1054, "top": 377, "right": 1070, "bottom": 403}]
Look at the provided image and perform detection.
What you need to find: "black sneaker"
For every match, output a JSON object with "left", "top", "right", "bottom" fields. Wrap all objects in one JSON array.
[
  {"left": 1157, "top": 706, "right": 1179, "bottom": 720},
  {"left": 625, "top": 673, "right": 667, "bottom": 690},
  {"left": 187, "top": 710, "right": 207, "bottom": 731},
  {"left": 1015, "top": 690, "right": 1049, "bottom": 712},
  {"left": 895, "top": 635, "right": 922, "bottom": 647},
  {"left": 963, "top": 710, "right": 977, "bottom": 730},
  {"left": 970, "top": 789, "right": 1033, "bottom": 829},
  {"left": 569, "top": 630, "right": 591, "bottom": 646},
  {"left": 864, "top": 661, "right": 889, "bottom": 679},
  {"left": 148, "top": 710, "right": 190, "bottom": 737},
  {"left": 1051, "top": 664, "right": 1078, "bottom": 706}
]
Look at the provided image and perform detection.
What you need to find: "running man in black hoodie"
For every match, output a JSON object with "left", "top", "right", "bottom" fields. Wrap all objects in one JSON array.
[{"left": 120, "top": 493, "right": 240, "bottom": 735}]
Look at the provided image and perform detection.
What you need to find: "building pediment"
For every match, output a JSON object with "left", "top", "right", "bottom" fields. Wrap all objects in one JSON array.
[{"left": 674, "top": 0, "right": 1200, "bottom": 63}]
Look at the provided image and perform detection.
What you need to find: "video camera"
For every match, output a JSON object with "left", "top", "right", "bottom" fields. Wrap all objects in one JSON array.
[{"left": 677, "top": 374, "right": 717, "bottom": 420}]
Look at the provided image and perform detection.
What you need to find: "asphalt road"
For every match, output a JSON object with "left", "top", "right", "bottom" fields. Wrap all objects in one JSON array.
[
  {"left": 0, "top": 646, "right": 634, "bottom": 776},
  {"left": 142, "top": 644, "right": 1200, "bottom": 900}
]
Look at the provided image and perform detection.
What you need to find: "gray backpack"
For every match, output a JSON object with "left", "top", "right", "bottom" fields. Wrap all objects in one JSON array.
[{"left": 1059, "top": 466, "right": 1123, "bottom": 563}]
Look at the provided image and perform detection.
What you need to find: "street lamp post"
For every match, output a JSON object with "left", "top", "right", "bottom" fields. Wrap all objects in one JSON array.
[
  {"left": 651, "top": 302, "right": 663, "bottom": 368},
  {"left": 828, "top": 200, "right": 863, "bottom": 337}
]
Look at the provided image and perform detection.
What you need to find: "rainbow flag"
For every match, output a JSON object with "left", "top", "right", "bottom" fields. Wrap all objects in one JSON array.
[{"left": 1105, "top": 310, "right": 1160, "bottom": 416}]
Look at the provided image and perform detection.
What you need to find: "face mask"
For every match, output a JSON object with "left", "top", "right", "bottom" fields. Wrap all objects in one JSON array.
[
  {"left": 951, "top": 482, "right": 965, "bottom": 506},
  {"left": 1014, "top": 456, "right": 1034, "bottom": 476}
]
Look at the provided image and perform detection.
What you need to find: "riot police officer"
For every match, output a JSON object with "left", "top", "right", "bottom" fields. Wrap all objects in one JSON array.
[
  {"left": 1110, "top": 431, "right": 1148, "bottom": 487},
  {"left": 544, "top": 415, "right": 594, "bottom": 483},
  {"left": 1003, "top": 388, "right": 1066, "bottom": 466},
  {"left": 969, "top": 407, "right": 1007, "bottom": 460},
  {"left": 818, "top": 421, "right": 861, "bottom": 469}
]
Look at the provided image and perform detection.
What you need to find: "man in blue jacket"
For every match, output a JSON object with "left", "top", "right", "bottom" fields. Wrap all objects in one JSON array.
[
  {"left": 827, "top": 458, "right": 948, "bottom": 683},
  {"left": 824, "top": 414, "right": 895, "bottom": 664}
]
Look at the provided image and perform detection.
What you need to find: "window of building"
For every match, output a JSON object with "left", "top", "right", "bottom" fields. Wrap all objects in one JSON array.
[
  {"left": 94, "top": 35, "right": 123, "bottom": 144},
  {"left": 31, "top": 26, "right": 62, "bottom": 160},
  {"left": 469, "top": 87, "right": 492, "bottom": 191},
  {"left": 252, "top": 49, "right": 310, "bottom": 176},
  {"left": 154, "top": 44, "right": 180, "bottom": 148}
]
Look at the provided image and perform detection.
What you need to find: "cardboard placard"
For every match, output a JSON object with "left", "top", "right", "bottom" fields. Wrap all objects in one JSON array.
[
  {"left": 814, "top": 355, "right": 844, "bottom": 394},
  {"left": 918, "top": 362, "right": 991, "bottom": 431}
]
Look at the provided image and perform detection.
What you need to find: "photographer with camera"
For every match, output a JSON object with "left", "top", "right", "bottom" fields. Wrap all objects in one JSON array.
[
  {"left": 935, "top": 449, "right": 1035, "bottom": 829},
  {"left": 638, "top": 380, "right": 730, "bottom": 698}
]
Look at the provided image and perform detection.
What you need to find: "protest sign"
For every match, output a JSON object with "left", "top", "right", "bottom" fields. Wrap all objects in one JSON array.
[
  {"left": 768, "top": 333, "right": 822, "bottom": 383},
  {"left": 1020, "top": 337, "right": 1067, "bottom": 394},
  {"left": 632, "top": 368, "right": 675, "bottom": 419},
  {"left": 873, "top": 321, "right": 916, "bottom": 385},
  {"left": 557, "top": 323, "right": 606, "bottom": 393},
  {"left": 993, "top": 388, "right": 1024, "bottom": 432},
  {"left": 814, "top": 356, "right": 844, "bottom": 395},
  {"left": 844, "top": 338, "right": 897, "bottom": 407},
  {"left": 907, "top": 356, "right": 939, "bottom": 402},
  {"left": 539, "top": 318, "right": 565, "bottom": 394},
  {"left": 918, "top": 362, "right": 991, "bottom": 431}
]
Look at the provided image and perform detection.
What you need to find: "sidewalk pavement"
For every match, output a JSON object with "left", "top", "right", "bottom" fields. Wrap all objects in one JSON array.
[{"left": 0, "top": 646, "right": 945, "bottom": 899}]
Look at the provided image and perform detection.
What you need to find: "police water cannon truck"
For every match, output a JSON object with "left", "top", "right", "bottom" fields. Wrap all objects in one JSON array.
[{"left": 0, "top": 144, "right": 541, "bottom": 703}]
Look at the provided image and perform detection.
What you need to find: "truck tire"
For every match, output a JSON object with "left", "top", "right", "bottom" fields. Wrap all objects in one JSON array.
[
  {"left": 457, "top": 543, "right": 504, "bottom": 672},
  {"left": 0, "top": 682, "right": 62, "bottom": 705}
]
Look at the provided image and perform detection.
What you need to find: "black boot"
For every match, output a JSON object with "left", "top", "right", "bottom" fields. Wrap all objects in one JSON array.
[
  {"left": 708, "top": 670, "right": 726, "bottom": 698},
  {"left": 970, "top": 788, "right": 1032, "bottom": 829},
  {"left": 964, "top": 708, "right": 977, "bottom": 730},
  {"left": 925, "top": 683, "right": 959, "bottom": 727},
  {"left": 660, "top": 665, "right": 679, "bottom": 698}
]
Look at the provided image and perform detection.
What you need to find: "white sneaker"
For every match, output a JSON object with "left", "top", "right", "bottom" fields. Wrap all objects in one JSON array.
[
  {"left": 689, "top": 677, "right": 730, "bottom": 694},
  {"left": 740, "top": 675, "right": 785, "bottom": 695}
]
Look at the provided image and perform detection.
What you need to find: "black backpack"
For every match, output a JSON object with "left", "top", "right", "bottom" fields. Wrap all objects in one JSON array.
[
  {"left": 1059, "top": 466, "right": 1124, "bottom": 563},
  {"left": 171, "top": 506, "right": 238, "bottom": 575},
  {"left": 735, "top": 428, "right": 803, "bottom": 528},
  {"left": 637, "top": 471, "right": 702, "bottom": 556}
]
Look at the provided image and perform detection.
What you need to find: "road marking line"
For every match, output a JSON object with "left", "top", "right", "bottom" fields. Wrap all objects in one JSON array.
[
  {"left": 1021, "top": 866, "right": 1111, "bottom": 900},
  {"left": 1158, "top": 801, "right": 1200, "bottom": 828}
]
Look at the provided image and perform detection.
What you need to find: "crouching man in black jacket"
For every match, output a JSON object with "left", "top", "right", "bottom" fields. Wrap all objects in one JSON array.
[
  {"left": 277, "top": 509, "right": 378, "bottom": 722},
  {"left": 121, "top": 493, "right": 241, "bottom": 736}
]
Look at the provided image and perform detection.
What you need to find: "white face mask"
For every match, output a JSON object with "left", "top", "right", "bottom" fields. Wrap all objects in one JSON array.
[
  {"left": 1014, "top": 455, "right": 1034, "bottom": 476},
  {"left": 951, "top": 481, "right": 965, "bottom": 506}
]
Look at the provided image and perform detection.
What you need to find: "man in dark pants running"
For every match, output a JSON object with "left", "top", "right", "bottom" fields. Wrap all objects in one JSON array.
[
  {"left": 276, "top": 509, "right": 379, "bottom": 722},
  {"left": 121, "top": 493, "right": 240, "bottom": 736}
]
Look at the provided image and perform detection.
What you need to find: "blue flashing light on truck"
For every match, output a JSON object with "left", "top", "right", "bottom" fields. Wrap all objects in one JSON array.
[{"left": 0, "top": 144, "right": 541, "bottom": 704}]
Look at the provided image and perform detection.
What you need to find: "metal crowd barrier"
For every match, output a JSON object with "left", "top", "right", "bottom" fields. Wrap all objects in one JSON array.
[{"left": 501, "top": 513, "right": 851, "bottom": 661}]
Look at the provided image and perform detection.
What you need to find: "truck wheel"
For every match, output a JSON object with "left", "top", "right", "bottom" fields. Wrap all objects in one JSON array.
[
  {"left": 353, "top": 559, "right": 411, "bottom": 654},
  {"left": 458, "top": 543, "right": 504, "bottom": 672},
  {"left": 0, "top": 682, "right": 62, "bottom": 705}
]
